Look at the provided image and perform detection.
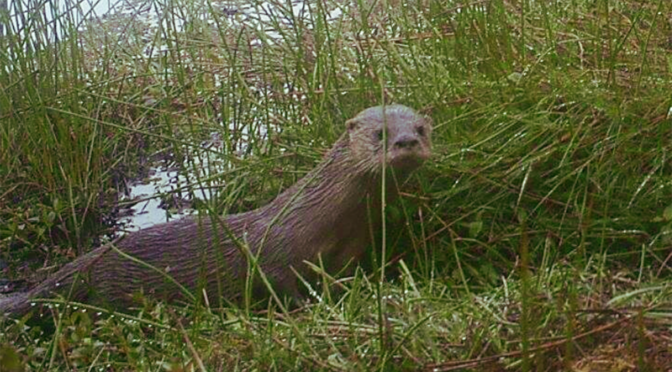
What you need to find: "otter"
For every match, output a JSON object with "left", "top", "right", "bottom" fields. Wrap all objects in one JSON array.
[{"left": 0, "top": 104, "right": 432, "bottom": 316}]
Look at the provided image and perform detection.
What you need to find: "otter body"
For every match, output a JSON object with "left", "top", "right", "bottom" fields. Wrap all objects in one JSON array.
[{"left": 0, "top": 104, "right": 432, "bottom": 315}]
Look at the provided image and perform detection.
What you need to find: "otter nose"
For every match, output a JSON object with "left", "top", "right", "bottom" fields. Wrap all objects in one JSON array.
[{"left": 394, "top": 134, "right": 419, "bottom": 149}]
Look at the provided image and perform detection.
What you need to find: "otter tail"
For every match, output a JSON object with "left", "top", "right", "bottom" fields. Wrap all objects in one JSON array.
[{"left": 0, "top": 245, "right": 111, "bottom": 317}]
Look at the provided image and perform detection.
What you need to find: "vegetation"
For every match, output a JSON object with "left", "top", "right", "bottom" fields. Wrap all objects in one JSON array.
[{"left": 1, "top": 0, "right": 671, "bottom": 370}]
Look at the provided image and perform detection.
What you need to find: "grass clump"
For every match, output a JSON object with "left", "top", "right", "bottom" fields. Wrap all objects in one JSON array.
[{"left": 1, "top": 0, "right": 672, "bottom": 370}]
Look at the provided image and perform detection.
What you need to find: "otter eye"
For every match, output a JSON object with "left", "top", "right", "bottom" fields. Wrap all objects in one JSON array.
[
  {"left": 416, "top": 126, "right": 425, "bottom": 137},
  {"left": 375, "top": 129, "right": 384, "bottom": 141}
]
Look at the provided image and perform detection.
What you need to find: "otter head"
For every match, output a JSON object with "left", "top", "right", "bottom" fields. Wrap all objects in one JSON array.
[{"left": 346, "top": 104, "right": 432, "bottom": 174}]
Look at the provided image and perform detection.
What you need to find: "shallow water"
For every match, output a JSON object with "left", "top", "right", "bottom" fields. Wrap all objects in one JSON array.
[{"left": 4, "top": 0, "right": 346, "bottom": 231}]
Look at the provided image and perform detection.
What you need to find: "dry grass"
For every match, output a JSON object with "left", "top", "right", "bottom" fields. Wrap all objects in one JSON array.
[{"left": 1, "top": 0, "right": 672, "bottom": 370}]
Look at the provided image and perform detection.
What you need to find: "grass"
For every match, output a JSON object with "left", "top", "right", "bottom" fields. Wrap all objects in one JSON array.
[{"left": 1, "top": 0, "right": 672, "bottom": 370}]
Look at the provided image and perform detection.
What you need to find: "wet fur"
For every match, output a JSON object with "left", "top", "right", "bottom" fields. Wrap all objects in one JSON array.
[{"left": 0, "top": 104, "right": 432, "bottom": 315}]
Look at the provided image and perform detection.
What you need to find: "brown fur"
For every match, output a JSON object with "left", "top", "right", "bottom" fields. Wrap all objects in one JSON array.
[{"left": 0, "top": 104, "right": 432, "bottom": 315}]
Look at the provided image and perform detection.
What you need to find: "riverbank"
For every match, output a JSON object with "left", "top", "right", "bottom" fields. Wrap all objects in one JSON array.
[{"left": 2, "top": 0, "right": 672, "bottom": 370}]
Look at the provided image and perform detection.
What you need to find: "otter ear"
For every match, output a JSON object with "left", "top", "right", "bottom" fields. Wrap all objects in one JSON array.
[
  {"left": 346, "top": 118, "right": 360, "bottom": 133},
  {"left": 423, "top": 116, "right": 434, "bottom": 132}
]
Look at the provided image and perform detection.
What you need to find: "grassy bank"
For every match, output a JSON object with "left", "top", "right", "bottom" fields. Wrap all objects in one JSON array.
[{"left": 1, "top": 0, "right": 672, "bottom": 370}]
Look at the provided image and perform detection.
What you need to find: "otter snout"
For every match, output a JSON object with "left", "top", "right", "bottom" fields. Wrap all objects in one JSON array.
[
  {"left": 393, "top": 134, "right": 420, "bottom": 150},
  {"left": 388, "top": 132, "right": 428, "bottom": 170}
]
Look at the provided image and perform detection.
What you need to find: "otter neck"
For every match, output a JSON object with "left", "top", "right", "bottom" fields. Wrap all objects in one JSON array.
[
  {"left": 260, "top": 136, "right": 402, "bottom": 245},
  {"left": 295, "top": 137, "right": 399, "bottom": 217}
]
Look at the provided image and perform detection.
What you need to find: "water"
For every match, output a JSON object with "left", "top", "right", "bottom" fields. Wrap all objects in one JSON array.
[
  {"left": 118, "top": 130, "right": 229, "bottom": 231},
  {"left": 119, "top": 165, "right": 192, "bottom": 231},
  {"left": 2, "top": 0, "right": 343, "bottom": 44},
  {"left": 1, "top": 0, "right": 118, "bottom": 39},
  {"left": 3, "top": 0, "right": 346, "bottom": 231}
]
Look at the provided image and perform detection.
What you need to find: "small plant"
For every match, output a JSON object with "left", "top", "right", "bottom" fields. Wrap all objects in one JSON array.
[{"left": 1, "top": 0, "right": 671, "bottom": 370}]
